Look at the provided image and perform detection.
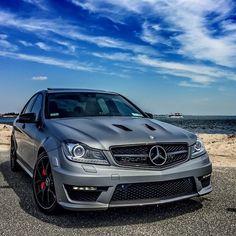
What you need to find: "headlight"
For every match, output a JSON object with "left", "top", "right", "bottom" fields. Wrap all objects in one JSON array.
[
  {"left": 62, "top": 142, "right": 109, "bottom": 165},
  {"left": 191, "top": 137, "right": 206, "bottom": 158}
]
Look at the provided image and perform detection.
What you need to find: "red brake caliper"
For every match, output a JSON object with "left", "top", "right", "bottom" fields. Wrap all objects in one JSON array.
[
  {"left": 42, "top": 168, "right": 47, "bottom": 177},
  {"left": 40, "top": 168, "right": 47, "bottom": 190},
  {"left": 41, "top": 182, "right": 46, "bottom": 190}
]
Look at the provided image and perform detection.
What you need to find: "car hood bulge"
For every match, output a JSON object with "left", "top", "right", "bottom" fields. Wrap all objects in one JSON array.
[{"left": 46, "top": 117, "right": 196, "bottom": 150}]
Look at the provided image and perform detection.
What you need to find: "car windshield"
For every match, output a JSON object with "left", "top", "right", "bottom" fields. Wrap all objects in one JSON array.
[{"left": 45, "top": 92, "right": 145, "bottom": 119}]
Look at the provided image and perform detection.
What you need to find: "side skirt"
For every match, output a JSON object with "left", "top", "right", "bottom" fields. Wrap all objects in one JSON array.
[{"left": 16, "top": 157, "right": 33, "bottom": 178}]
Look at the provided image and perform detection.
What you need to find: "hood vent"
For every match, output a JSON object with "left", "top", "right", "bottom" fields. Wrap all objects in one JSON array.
[
  {"left": 113, "top": 124, "right": 132, "bottom": 131},
  {"left": 145, "top": 124, "right": 156, "bottom": 131}
]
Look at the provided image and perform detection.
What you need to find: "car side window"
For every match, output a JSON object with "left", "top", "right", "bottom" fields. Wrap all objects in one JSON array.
[
  {"left": 31, "top": 94, "right": 43, "bottom": 117},
  {"left": 21, "top": 95, "right": 38, "bottom": 114}
]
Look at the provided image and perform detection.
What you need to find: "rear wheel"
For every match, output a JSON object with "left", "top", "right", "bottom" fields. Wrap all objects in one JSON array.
[
  {"left": 10, "top": 137, "right": 21, "bottom": 171},
  {"left": 33, "top": 152, "right": 60, "bottom": 214}
]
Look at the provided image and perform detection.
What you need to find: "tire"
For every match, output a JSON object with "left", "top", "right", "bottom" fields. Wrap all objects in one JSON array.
[
  {"left": 10, "top": 137, "right": 21, "bottom": 171},
  {"left": 32, "top": 152, "right": 61, "bottom": 214}
]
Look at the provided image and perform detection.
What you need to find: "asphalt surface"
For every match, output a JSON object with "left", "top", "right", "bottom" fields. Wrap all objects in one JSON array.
[{"left": 0, "top": 150, "right": 235, "bottom": 236}]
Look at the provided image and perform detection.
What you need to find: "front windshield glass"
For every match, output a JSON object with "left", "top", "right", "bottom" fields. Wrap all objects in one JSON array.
[{"left": 45, "top": 92, "right": 145, "bottom": 119}]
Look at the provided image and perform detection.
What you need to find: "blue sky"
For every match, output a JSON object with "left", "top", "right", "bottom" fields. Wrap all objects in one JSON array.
[{"left": 0, "top": 0, "right": 236, "bottom": 115}]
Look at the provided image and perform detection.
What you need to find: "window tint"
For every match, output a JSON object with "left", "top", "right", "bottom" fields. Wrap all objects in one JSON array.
[
  {"left": 97, "top": 98, "right": 109, "bottom": 115},
  {"left": 113, "top": 99, "right": 138, "bottom": 115},
  {"left": 21, "top": 95, "right": 37, "bottom": 114},
  {"left": 46, "top": 93, "right": 144, "bottom": 119},
  {"left": 31, "top": 94, "right": 43, "bottom": 117}
]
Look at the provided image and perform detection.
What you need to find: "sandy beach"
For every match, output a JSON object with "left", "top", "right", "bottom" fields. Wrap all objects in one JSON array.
[
  {"left": 0, "top": 124, "right": 12, "bottom": 151},
  {"left": 0, "top": 124, "right": 235, "bottom": 167}
]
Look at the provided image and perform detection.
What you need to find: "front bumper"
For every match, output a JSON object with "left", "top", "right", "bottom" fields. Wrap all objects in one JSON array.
[{"left": 50, "top": 150, "right": 212, "bottom": 211}]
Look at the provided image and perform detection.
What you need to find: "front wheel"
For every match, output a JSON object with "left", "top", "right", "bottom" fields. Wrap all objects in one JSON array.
[{"left": 32, "top": 152, "right": 61, "bottom": 214}]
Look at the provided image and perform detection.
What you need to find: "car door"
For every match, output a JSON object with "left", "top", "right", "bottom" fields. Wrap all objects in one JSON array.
[
  {"left": 14, "top": 94, "right": 38, "bottom": 164},
  {"left": 22, "top": 93, "right": 43, "bottom": 169}
]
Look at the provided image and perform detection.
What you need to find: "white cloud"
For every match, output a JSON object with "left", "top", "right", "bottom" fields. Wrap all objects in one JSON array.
[
  {"left": 35, "top": 42, "right": 51, "bottom": 51},
  {"left": 136, "top": 55, "right": 207, "bottom": 75},
  {"left": 22, "top": 0, "right": 48, "bottom": 10},
  {"left": 0, "top": 34, "right": 7, "bottom": 40},
  {"left": 0, "top": 37, "right": 18, "bottom": 51},
  {"left": 0, "top": 11, "right": 53, "bottom": 31},
  {"left": 67, "top": 0, "right": 155, "bottom": 23},
  {"left": 140, "top": 22, "right": 164, "bottom": 45},
  {"left": 90, "top": 50, "right": 236, "bottom": 86},
  {"left": 0, "top": 10, "right": 156, "bottom": 56},
  {"left": 70, "top": 0, "right": 143, "bottom": 17},
  {"left": 136, "top": 54, "right": 236, "bottom": 77},
  {"left": 149, "top": 1, "right": 236, "bottom": 67},
  {"left": 92, "top": 52, "right": 131, "bottom": 61},
  {"left": 191, "top": 76, "right": 215, "bottom": 85},
  {"left": 221, "top": 20, "right": 236, "bottom": 32},
  {"left": 70, "top": 0, "right": 236, "bottom": 68},
  {"left": 19, "top": 40, "right": 33, "bottom": 47},
  {"left": 70, "top": 0, "right": 98, "bottom": 12},
  {"left": 32, "top": 76, "right": 48, "bottom": 80},
  {"left": 67, "top": 31, "right": 156, "bottom": 55},
  {"left": 178, "top": 81, "right": 207, "bottom": 88},
  {"left": 0, "top": 2, "right": 236, "bottom": 89},
  {"left": 53, "top": 40, "right": 77, "bottom": 53},
  {"left": 0, "top": 51, "right": 97, "bottom": 72},
  {"left": 20, "top": 39, "right": 79, "bottom": 55},
  {"left": 134, "top": 54, "right": 236, "bottom": 85}
]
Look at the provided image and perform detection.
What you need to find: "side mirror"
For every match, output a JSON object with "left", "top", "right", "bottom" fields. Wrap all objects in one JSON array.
[
  {"left": 145, "top": 112, "right": 153, "bottom": 119},
  {"left": 17, "top": 113, "right": 37, "bottom": 123}
]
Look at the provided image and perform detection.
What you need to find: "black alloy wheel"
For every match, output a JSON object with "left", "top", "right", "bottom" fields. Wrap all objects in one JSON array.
[{"left": 33, "top": 152, "right": 60, "bottom": 214}]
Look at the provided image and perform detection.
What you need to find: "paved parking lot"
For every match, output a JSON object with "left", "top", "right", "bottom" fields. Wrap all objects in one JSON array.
[{"left": 0, "top": 150, "right": 235, "bottom": 236}]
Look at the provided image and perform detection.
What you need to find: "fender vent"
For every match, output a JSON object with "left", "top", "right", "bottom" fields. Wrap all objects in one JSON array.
[
  {"left": 145, "top": 124, "right": 156, "bottom": 131},
  {"left": 113, "top": 124, "right": 132, "bottom": 131}
]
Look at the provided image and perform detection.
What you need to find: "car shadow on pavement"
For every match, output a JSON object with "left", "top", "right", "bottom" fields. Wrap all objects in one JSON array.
[{"left": 0, "top": 160, "right": 204, "bottom": 229}]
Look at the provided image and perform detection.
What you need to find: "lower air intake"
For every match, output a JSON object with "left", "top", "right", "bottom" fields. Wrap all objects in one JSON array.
[{"left": 111, "top": 177, "right": 196, "bottom": 202}]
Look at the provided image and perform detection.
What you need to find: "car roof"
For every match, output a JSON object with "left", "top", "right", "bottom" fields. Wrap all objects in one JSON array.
[{"left": 42, "top": 88, "right": 118, "bottom": 94}]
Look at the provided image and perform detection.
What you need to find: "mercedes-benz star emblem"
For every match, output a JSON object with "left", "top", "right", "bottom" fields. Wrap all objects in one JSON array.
[{"left": 149, "top": 145, "right": 167, "bottom": 166}]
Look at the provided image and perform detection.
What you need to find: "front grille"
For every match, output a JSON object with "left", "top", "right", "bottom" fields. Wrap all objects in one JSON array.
[
  {"left": 110, "top": 143, "right": 188, "bottom": 168},
  {"left": 111, "top": 178, "right": 196, "bottom": 202}
]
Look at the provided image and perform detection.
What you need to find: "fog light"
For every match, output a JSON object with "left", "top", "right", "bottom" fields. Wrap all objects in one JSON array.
[
  {"left": 202, "top": 174, "right": 211, "bottom": 179},
  {"left": 72, "top": 186, "right": 97, "bottom": 191}
]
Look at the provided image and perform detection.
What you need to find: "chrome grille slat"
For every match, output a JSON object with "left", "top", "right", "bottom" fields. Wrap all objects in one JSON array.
[
  {"left": 167, "top": 150, "right": 188, "bottom": 155},
  {"left": 113, "top": 154, "right": 149, "bottom": 157},
  {"left": 110, "top": 143, "right": 189, "bottom": 168}
]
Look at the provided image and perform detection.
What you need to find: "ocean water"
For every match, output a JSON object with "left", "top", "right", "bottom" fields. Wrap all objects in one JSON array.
[
  {"left": 0, "top": 116, "right": 236, "bottom": 134},
  {"left": 0, "top": 117, "right": 15, "bottom": 124},
  {"left": 156, "top": 115, "right": 236, "bottom": 134}
]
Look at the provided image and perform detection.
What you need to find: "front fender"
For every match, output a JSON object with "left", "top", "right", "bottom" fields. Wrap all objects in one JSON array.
[{"left": 37, "top": 137, "right": 61, "bottom": 167}]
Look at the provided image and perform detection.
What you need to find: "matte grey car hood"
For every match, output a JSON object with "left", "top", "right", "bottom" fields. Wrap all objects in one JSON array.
[{"left": 46, "top": 117, "right": 197, "bottom": 150}]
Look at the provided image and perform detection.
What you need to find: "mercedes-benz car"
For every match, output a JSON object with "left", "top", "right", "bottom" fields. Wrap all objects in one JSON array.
[{"left": 10, "top": 88, "right": 212, "bottom": 214}]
